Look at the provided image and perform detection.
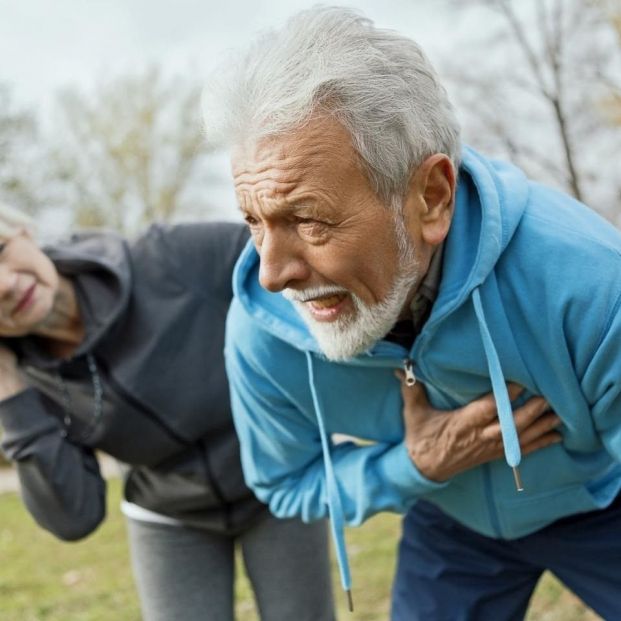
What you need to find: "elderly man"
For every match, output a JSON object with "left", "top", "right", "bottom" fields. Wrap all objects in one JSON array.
[{"left": 204, "top": 7, "right": 621, "bottom": 620}]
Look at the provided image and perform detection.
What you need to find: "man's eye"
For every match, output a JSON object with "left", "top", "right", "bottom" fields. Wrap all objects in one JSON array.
[
  {"left": 0, "top": 243, "right": 6, "bottom": 255},
  {"left": 295, "top": 215, "right": 326, "bottom": 226}
]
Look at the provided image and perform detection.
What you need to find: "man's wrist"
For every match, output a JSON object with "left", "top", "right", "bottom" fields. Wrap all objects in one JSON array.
[{"left": 406, "top": 442, "right": 447, "bottom": 482}]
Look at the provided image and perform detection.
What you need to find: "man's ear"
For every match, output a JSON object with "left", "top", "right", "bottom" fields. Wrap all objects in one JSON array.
[{"left": 405, "top": 154, "right": 456, "bottom": 246}]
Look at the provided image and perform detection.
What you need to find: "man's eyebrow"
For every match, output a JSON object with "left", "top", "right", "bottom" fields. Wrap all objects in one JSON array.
[{"left": 285, "top": 195, "right": 324, "bottom": 211}]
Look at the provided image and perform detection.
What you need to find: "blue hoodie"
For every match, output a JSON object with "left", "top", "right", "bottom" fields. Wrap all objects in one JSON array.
[{"left": 225, "top": 146, "right": 621, "bottom": 596}]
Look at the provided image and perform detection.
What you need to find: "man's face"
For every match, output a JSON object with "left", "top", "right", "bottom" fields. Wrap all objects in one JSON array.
[
  {"left": 232, "top": 116, "right": 423, "bottom": 360},
  {"left": 0, "top": 230, "right": 59, "bottom": 337}
]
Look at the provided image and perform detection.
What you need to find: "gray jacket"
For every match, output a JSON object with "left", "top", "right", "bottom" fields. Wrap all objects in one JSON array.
[{"left": 0, "top": 222, "right": 267, "bottom": 540}]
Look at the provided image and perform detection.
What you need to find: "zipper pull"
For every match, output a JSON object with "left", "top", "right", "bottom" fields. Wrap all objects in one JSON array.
[{"left": 403, "top": 359, "right": 416, "bottom": 386}]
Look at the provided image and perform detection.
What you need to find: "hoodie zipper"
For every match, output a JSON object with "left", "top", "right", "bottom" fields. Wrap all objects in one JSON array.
[{"left": 403, "top": 358, "right": 416, "bottom": 386}]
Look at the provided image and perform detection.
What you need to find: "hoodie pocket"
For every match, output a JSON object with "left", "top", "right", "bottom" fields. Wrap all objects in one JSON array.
[{"left": 496, "top": 483, "right": 613, "bottom": 538}]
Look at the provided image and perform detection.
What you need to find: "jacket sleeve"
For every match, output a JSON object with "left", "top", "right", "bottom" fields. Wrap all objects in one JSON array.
[
  {"left": 0, "top": 388, "right": 106, "bottom": 541},
  {"left": 583, "top": 290, "right": 621, "bottom": 461},
  {"left": 225, "top": 301, "right": 447, "bottom": 526}
]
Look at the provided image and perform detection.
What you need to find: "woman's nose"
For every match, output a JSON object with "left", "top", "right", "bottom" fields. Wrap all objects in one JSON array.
[{"left": 0, "top": 268, "right": 18, "bottom": 300}]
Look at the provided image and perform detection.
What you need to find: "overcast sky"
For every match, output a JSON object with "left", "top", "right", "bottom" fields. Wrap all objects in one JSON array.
[
  {"left": 0, "top": 0, "right": 486, "bottom": 106},
  {"left": 0, "top": 0, "right": 497, "bottom": 230}
]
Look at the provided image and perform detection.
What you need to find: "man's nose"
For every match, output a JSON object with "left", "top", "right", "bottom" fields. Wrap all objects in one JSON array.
[{"left": 258, "top": 228, "right": 310, "bottom": 292}]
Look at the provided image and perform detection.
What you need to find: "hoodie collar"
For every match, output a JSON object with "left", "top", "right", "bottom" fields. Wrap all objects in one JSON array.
[{"left": 234, "top": 146, "right": 530, "bottom": 346}]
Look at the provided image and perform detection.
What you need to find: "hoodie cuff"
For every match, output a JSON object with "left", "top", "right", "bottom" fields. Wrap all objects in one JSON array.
[{"left": 382, "top": 443, "right": 450, "bottom": 498}]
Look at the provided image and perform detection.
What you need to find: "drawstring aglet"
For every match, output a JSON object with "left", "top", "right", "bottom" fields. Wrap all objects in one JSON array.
[
  {"left": 403, "top": 359, "right": 416, "bottom": 386},
  {"left": 346, "top": 589, "right": 354, "bottom": 612},
  {"left": 512, "top": 466, "right": 524, "bottom": 492}
]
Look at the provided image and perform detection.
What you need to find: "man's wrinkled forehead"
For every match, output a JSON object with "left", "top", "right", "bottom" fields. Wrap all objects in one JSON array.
[{"left": 231, "top": 117, "right": 363, "bottom": 199}]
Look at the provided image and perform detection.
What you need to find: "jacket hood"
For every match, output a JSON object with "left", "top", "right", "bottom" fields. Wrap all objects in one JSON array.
[
  {"left": 232, "top": 145, "right": 531, "bottom": 605},
  {"left": 16, "top": 231, "right": 131, "bottom": 369}
]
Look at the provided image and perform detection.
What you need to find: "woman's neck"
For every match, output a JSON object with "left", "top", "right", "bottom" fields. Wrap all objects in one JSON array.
[{"left": 34, "top": 276, "right": 85, "bottom": 358}]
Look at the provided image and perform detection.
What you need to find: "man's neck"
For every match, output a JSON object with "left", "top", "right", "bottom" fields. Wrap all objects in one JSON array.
[{"left": 398, "top": 242, "right": 445, "bottom": 321}]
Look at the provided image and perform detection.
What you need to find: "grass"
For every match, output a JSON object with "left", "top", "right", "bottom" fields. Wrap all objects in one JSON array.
[{"left": 0, "top": 477, "right": 600, "bottom": 620}]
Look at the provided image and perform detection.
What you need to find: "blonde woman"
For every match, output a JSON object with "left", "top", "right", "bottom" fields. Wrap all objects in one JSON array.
[{"left": 0, "top": 204, "right": 334, "bottom": 621}]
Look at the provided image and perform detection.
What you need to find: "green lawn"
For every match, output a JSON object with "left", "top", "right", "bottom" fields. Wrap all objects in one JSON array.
[{"left": 0, "top": 478, "right": 599, "bottom": 620}]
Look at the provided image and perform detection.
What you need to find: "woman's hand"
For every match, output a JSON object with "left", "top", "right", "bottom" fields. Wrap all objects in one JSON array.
[
  {"left": 398, "top": 374, "right": 562, "bottom": 482},
  {"left": 0, "top": 345, "right": 26, "bottom": 399}
]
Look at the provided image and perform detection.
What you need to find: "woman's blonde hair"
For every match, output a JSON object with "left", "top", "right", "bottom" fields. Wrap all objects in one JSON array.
[{"left": 0, "top": 203, "right": 36, "bottom": 239}]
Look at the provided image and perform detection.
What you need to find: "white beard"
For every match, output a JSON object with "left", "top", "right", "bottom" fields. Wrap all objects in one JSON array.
[{"left": 283, "top": 218, "right": 420, "bottom": 361}]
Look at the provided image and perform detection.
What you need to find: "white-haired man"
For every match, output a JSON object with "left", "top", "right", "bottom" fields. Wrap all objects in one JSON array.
[{"left": 205, "top": 7, "right": 621, "bottom": 619}]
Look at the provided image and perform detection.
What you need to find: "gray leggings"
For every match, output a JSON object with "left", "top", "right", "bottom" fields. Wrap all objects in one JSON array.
[{"left": 127, "top": 514, "right": 335, "bottom": 621}]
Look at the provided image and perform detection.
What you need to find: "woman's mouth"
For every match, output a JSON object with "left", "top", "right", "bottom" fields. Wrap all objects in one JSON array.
[{"left": 12, "top": 283, "right": 36, "bottom": 316}]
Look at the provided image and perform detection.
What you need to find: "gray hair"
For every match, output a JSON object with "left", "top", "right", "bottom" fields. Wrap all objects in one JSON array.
[
  {"left": 0, "top": 203, "right": 36, "bottom": 238},
  {"left": 202, "top": 6, "right": 461, "bottom": 207}
]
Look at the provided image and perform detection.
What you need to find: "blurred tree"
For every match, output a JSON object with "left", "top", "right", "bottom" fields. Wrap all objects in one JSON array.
[
  {"left": 48, "top": 66, "right": 223, "bottom": 234},
  {"left": 0, "top": 84, "right": 42, "bottom": 215},
  {"left": 597, "top": 0, "right": 621, "bottom": 124},
  {"left": 443, "top": 0, "right": 621, "bottom": 222}
]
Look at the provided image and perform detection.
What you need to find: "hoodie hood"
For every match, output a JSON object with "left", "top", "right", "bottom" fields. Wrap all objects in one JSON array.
[
  {"left": 233, "top": 145, "right": 529, "bottom": 350},
  {"left": 232, "top": 145, "right": 531, "bottom": 602}
]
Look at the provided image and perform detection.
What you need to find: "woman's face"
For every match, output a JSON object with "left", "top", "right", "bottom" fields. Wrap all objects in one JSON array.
[{"left": 0, "top": 229, "right": 59, "bottom": 337}]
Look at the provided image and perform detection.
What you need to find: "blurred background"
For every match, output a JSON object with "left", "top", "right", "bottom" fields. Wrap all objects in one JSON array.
[
  {"left": 0, "top": 0, "right": 619, "bottom": 238},
  {"left": 0, "top": 1, "right": 619, "bottom": 619}
]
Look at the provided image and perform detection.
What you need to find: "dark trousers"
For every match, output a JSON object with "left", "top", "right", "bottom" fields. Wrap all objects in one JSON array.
[{"left": 391, "top": 496, "right": 621, "bottom": 621}]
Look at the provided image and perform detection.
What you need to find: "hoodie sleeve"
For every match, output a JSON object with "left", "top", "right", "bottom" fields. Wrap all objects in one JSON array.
[
  {"left": 0, "top": 388, "right": 106, "bottom": 540},
  {"left": 583, "top": 289, "right": 621, "bottom": 461},
  {"left": 225, "top": 299, "right": 447, "bottom": 526}
]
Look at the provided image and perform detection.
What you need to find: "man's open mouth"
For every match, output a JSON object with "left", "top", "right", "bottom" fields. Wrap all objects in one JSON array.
[{"left": 309, "top": 293, "right": 347, "bottom": 309}]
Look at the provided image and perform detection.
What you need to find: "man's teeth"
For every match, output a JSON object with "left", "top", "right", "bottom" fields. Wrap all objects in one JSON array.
[{"left": 310, "top": 294, "right": 344, "bottom": 308}]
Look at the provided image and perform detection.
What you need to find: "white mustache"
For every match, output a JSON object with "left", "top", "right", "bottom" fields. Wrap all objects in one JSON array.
[{"left": 282, "top": 285, "right": 349, "bottom": 303}]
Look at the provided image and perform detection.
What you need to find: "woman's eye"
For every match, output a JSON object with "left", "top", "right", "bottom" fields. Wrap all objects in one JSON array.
[
  {"left": 243, "top": 214, "right": 259, "bottom": 226},
  {"left": 0, "top": 243, "right": 6, "bottom": 255}
]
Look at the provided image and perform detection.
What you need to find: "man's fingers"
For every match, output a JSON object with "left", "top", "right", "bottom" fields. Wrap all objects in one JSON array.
[
  {"left": 517, "top": 411, "right": 561, "bottom": 446},
  {"left": 513, "top": 396, "right": 551, "bottom": 432},
  {"left": 460, "top": 392, "right": 500, "bottom": 425},
  {"left": 507, "top": 382, "right": 524, "bottom": 401},
  {"left": 480, "top": 406, "right": 560, "bottom": 445},
  {"left": 521, "top": 431, "right": 563, "bottom": 456},
  {"left": 460, "top": 383, "right": 525, "bottom": 426}
]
